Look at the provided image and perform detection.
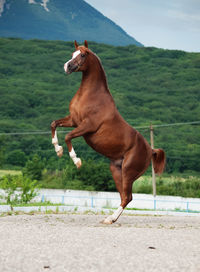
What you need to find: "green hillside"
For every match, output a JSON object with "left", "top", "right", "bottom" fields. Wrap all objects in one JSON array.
[{"left": 0, "top": 37, "right": 200, "bottom": 174}]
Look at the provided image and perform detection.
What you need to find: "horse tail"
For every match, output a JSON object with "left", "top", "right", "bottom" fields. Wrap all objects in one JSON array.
[{"left": 152, "top": 149, "right": 166, "bottom": 175}]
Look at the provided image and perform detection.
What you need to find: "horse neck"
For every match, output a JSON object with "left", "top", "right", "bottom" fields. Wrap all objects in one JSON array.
[{"left": 81, "top": 56, "right": 109, "bottom": 93}]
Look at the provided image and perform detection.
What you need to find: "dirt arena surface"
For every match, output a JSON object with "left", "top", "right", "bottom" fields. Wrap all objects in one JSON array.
[{"left": 0, "top": 213, "right": 199, "bottom": 272}]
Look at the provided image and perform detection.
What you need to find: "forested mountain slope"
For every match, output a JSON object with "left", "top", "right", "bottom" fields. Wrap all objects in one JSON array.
[
  {"left": 0, "top": 38, "right": 200, "bottom": 173},
  {"left": 0, "top": 0, "right": 141, "bottom": 46}
]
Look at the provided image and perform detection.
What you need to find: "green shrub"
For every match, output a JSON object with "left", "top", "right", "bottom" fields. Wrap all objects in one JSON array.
[
  {"left": 6, "top": 150, "right": 26, "bottom": 167},
  {"left": 19, "top": 175, "right": 40, "bottom": 203},
  {"left": 23, "top": 154, "right": 44, "bottom": 180},
  {"left": 0, "top": 175, "right": 19, "bottom": 204},
  {"left": 0, "top": 174, "right": 40, "bottom": 204},
  {"left": 63, "top": 159, "right": 115, "bottom": 192}
]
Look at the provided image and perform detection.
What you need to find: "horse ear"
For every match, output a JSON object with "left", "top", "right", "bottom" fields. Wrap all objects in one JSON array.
[
  {"left": 74, "top": 40, "right": 79, "bottom": 49},
  {"left": 84, "top": 40, "right": 88, "bottom": 48}
]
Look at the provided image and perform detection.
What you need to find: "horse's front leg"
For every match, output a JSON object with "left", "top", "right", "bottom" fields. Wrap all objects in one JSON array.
[
  {"left": 65, "top": 118, "right": 95, "bottom": 168},
  {"left": 51, "top": 116, "right": 74, "bottom": 157}
]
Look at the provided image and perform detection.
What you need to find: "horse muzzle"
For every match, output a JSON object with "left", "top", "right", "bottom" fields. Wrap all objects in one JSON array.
[{"left": 64, "top": 61, "right": 79, "bottom": 74}]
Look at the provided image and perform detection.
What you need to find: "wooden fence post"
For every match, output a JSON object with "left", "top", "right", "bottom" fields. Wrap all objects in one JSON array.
[{"left": 150, "top": 123, "right": 156, "bottom": 197}]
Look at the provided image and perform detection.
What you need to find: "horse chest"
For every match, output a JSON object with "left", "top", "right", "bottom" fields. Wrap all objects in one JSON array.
[{"left": 69, "top": 96, "right": 85, "bottom": 125}]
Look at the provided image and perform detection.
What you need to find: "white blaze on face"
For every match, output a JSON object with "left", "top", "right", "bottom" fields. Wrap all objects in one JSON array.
[
  {"left": 64, "top": 50, "right": 81, "bottom": 73},
  {"left": 72, "top": 50, "right": 81, "bottom": 59}
]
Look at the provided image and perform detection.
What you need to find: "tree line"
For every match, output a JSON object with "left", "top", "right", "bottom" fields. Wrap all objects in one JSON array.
[{"left": 0, "top": 37, "right": 200, "bottom": 175}]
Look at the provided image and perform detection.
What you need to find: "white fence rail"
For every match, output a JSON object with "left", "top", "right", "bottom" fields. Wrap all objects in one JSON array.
[
  {"left": 1, "top": 188, "right": 200, "bottom": 213},
  {"left": 35, "top": 189, "right": 200, "bottom": 213}
]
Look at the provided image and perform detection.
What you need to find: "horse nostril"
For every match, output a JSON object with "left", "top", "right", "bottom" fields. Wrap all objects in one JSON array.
[{"left": 68, "top": 63, "right": 71, "bottom": 69}]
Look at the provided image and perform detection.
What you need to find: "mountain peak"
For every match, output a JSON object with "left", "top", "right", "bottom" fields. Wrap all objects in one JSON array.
[
  {"left": 0, "top": 0, "right": 50, "bottom": 14},
  {"left": 0, "top": 0, "right": 6, "bottom": 16},
  {"left": 28, "top": 0, "right": 49, "bottom": 12},
  {"left": 0, "top": 0, "right": 142, "bottom": 46}
]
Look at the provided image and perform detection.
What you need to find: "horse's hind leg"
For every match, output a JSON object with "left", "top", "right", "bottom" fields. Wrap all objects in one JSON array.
[
  {"left": 102, "top": 160, "right": 124, "bottom": 224},
  {"left": 121, "top": 148, "right": 150, "bottom": 208},
  {"left": 102, "top": 147, "right": 150, "bottom": 224},
  {"left": 110, "top": 160, "right": 123, "bottom": 197}
]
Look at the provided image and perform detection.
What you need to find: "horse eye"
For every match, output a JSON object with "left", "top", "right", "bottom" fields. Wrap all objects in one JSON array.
[{"left": 81, "top": 54, "right": 85, "bottom": 57}]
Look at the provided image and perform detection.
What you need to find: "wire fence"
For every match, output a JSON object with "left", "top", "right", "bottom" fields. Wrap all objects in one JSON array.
[
  {"left": 0, "top": 120, "right": 200, "bottom": 136},
  {"left": 0, "top": 120, "right": 200, "bottom": 175}
]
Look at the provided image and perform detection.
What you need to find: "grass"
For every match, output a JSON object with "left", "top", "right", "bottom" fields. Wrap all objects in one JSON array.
[
  {"left": 0, "top": 170, "right": 21, "bottom": 177},
  {"left": 1, "top": 168, "right": 200, "bottom": 198},
  {"left": 0, "top": 201, "right": 63, "bottom": 207},
  {"left": 134, "top": 175, "right": 188, "bottom": 191},
  {"left": 1, "top": 206, "right": 199, "bottom": 217},
  {"left": 133, "top": 174, "right": 200, "bottom": 198}
]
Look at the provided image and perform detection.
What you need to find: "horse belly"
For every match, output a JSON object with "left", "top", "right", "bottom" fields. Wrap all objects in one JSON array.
[{"left": 84, "top": 125, "right": 129, "bottom": 159}]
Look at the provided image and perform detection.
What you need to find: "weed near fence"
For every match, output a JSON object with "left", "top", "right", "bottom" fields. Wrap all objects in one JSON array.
[{"left": 0, "top": 174, "right": 40, "bottom": 205}]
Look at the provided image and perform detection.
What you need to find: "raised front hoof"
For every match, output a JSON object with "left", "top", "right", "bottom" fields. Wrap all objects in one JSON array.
[
  {"left": 56, "top": 146, "right": 63, "bottom": 157},
  {"left": 75, "top": 158, "right": 82, "bottom": 169}
]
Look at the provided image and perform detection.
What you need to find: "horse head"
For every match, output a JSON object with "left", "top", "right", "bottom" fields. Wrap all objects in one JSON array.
[{"left": 64, "top": 40, "right": 90, "bottom": 74}]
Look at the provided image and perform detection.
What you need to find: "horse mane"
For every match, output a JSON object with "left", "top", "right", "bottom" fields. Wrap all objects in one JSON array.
[{"left": 86, "top": 48, "right": 109, "bottom": 90}]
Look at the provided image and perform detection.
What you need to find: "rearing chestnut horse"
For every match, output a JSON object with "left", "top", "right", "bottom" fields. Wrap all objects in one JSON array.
[{"left": 51, "top": 40, "right": 165, "bottom": 224}]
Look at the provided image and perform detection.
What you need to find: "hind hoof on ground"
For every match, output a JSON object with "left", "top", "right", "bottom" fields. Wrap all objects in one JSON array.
[{"left": 101, "top": 216, "right": 114, "bottom": 225}]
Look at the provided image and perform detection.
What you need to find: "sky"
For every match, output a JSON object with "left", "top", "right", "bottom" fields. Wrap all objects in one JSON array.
[{"left": 85, "top": 0, "right": 200, "bottom": 52}]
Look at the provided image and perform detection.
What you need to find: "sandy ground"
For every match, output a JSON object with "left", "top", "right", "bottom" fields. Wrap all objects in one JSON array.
[{"left": 0, "top": 213, "right": 199, "bottom": 272}]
